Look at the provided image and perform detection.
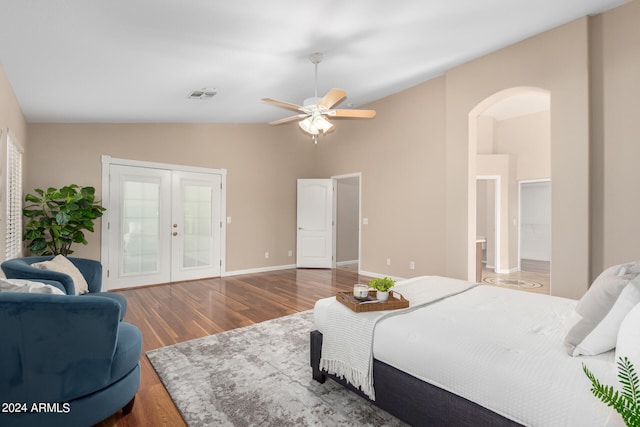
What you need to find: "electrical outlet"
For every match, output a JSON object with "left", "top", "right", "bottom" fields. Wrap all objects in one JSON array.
[
  {"left": 363, "top": 217, "right": 369, "bottom": 225},
  {"left": 265, "top": 251, "right": 270, "bottom": 259},
  {"left": 409, "top": 261, "right": 415, "bottom": 270},
  {"left": 288, "top": 250, "right": 293, "bottom": 257},
  {"left": 386, "top": 258, "right": 391, "bottom": 265}
]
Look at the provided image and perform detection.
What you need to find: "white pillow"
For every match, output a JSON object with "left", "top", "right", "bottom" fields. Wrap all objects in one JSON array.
[
  {"left": 616, "top": 302, "right": 640, "bottom": 369},
  {"left": 0, "top": 278, "right": 65, "bottom": 295},
  {"left": 569, "top": 277, "right": 640, "bottom": 356},
  {"left": 575, "top": 264, "right": 631, "bottom": 318},
  {"left": 616, "top": 261, "right": 640, "bottom": 277},
  {"left": 32, "top": 255, "right": 89, "bottom": 295},
  {"left": 565, "top": 263, "right": 635, "bottom": 355}
]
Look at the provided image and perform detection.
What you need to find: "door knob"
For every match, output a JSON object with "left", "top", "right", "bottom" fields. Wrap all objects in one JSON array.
[
  {"left": 173, "top": 224, "right": 178, "bottom": 228},
  {"left": 172, "top": 231, "right": 178, "bottom": 236},
  {"left": 298, "top": 227, "right": 303, "bottom": 230}
]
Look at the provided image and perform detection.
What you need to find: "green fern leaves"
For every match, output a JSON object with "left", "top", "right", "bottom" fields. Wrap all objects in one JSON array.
[{"left": 583, "top": 357, "right": 640, "bottom": 427}]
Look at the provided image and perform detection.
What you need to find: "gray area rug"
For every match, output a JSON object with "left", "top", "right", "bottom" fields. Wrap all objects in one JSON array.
[{"left": 146, "top": 310, "right": 405, "bottom": 427}]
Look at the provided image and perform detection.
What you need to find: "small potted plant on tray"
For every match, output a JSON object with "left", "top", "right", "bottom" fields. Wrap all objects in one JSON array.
[{"left": 369, "top": 276, "right": 396, "bottom": 301}]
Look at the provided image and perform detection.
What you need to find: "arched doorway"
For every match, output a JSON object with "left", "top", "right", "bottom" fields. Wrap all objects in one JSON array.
[{"left": 468, "top": 87, "right": 551, "bottom": 290}]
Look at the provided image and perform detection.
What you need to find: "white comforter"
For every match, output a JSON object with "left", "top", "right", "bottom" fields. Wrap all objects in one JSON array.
[{"left": 314, "top": 276, "right": 621, "bottom": 427}]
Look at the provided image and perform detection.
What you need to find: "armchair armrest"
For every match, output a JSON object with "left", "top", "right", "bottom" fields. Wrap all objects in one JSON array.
[{"left": 68, "top": 257, "right": 102, "bottom": 293}]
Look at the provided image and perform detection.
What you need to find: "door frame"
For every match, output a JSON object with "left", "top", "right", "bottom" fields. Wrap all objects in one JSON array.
[
  {"left": 476, "top": 175, "right": 501, "bottom": 274},
  {"left": 331, "top": 172, "right": 362, "bottom": 271},
  {"left": 100, "top": 155, "right": 227, "bottom": 289}
]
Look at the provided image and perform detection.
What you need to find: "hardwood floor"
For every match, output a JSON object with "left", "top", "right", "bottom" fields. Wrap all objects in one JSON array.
[
  {"left": 481, "top": 267, "right": 551, "bottom": 295},
  {"left": 95, "top": 268, "right": 372, "bottom": 427}
]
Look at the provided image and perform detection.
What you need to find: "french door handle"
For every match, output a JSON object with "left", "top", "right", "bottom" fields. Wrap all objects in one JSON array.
[{"left": 172, "top": 231, "right": 178, "bottom": 236}]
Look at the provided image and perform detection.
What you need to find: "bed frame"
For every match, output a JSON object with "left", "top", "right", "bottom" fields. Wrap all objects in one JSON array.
[{"left": 310, "top": 330, "right": 523, "bottom": 426}]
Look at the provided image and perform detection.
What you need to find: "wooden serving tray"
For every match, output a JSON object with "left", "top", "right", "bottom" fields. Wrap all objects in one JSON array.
[{"left": 336, "top": 290, "right": 409, "bottom": 312}]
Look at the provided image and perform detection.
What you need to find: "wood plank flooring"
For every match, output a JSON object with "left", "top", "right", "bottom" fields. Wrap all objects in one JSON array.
[{"left": 95, "top": 268, "right": 371, "bottom": 427}]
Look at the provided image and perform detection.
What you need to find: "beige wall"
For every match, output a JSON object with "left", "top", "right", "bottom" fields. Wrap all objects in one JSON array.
[
  {"left": 494, "top": 111, "right": 551, "bottom": 181},
  {"left": 476, "top": 116, "right": 495, "bottom": 154},
  {"left": 590, "top": 0, "right": 640, "bottom": 278},
  {"left": 26, "top": 123, "right": 316, "bottom": 271},
  {"left": 315, "top": 76, "right": 448, "bottom": 278},
  {"left": 0, "top": 66, "right": 28, "bottom": 265}
]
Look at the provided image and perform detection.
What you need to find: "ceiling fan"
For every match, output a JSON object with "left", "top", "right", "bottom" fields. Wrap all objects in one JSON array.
[{"left": 262, "top": 52, "right": 376, "bottom": 143}]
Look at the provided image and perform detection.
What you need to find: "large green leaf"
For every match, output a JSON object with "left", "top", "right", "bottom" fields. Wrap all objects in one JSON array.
[
  {"left": 22, "top": 185, "right": 105, "bottom": 256},
  {"left": 584, "top": 357, "right": 640, "bottom": 427}
]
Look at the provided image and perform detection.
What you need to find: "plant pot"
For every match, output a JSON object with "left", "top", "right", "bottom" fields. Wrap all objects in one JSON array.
[{"left": 376, "top": 290, "right": 389, "bottom": 301}]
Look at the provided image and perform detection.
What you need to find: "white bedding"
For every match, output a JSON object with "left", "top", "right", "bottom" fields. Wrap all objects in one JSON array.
[{"left": 314, "top": 277, "right": 621, "bottom": 427}]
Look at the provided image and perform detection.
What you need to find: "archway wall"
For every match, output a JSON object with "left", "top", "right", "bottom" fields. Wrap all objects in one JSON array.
[
  {"left": 590, "top": 1, "right": 640, "bottom": 280},
  {"left": 445, "top": 17, "right": 590, "bottom": 298}
]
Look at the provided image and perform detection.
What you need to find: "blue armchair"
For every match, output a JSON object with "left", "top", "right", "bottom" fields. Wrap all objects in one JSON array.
[
  {"left": 0, "top": 291, "right": 142, "bottom": 427},
  {"left": 1, "top": 256, "right": 127, "bottom": 319}
]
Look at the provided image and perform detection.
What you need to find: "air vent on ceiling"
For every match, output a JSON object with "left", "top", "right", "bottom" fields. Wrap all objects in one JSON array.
[{"left": 187, "top": 88, "right": 217, "bottom": 100}]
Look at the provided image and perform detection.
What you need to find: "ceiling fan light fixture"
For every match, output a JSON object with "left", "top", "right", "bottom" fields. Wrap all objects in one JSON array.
[
  {"left": 298, "top": 114, "right": 333, "bottom": 136},
  {"left": 298, "top": 117, "right": 318, "bottom": 135},
  {"left": 315, "top": 115, "right": 333, "bottom": 133}
]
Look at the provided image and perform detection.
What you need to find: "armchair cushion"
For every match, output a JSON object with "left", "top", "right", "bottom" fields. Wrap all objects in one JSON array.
[{"left": 32, "top": 255, "right": 89, "bottom": 294}]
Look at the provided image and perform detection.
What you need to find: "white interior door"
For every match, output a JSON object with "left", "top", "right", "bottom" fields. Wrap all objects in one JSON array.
[
  {"left": 171, "top": 171, "right": 221, "bottom": 281},
  {"left": 105, "top": 160, "right": 224, "bottom": 289},
  {"left": 297, "top": 179, "right": 333, "bottom": 268},
  {"left": 108, "top": 165, "right": 172, "bottom": 288}
]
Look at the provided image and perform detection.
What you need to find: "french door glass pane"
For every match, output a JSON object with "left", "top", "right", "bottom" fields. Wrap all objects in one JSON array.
[
  {"left": 122, "top": 180, "right": 160, "bottom": 274},
  {"left": 182, "top": 184, "right": 213, "bottom": 268}
]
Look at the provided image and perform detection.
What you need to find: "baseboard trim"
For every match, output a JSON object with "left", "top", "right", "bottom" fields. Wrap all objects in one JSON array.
[
  {"left": 336, "top": 260, "right": 359, "bottom": 267},
  {"left": 223, "top": 264, "right": 297, "bottom": 277},
  {"left": 359, "top": 270, "right": 406, "bottom": 282}
]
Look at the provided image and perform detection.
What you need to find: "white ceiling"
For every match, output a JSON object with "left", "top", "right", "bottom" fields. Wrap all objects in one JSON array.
[{"left": 0, "top": 0, "right": 627, "bottom": 124}]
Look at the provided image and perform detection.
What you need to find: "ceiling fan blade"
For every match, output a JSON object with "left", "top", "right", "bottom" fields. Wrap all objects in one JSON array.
[
  {"left": 318, "top": 88, "right": 347, "bottom": 109},
  {"left": 269, "top": 113, "right": 309, "bottom": 125},
  {"left": 262, "top": 98, "right": 304, "bottom": 113},
  {"left": 330, "top": 109, "right": 377, "bottom": 119}
]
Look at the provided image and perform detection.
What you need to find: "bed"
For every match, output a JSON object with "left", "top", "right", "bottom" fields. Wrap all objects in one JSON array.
[{"left": 310, "top": 270, "right": 640, "bottom": 426}]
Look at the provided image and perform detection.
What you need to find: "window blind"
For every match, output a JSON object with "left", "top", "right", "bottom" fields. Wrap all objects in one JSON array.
[{"left": 6, "top": 133, "right": 23, "bottom": 260}]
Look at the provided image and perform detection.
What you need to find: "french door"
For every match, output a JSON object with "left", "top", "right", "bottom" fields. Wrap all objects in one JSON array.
[{"left": 102, "top": 159, "right": 224, "bottom": 289}]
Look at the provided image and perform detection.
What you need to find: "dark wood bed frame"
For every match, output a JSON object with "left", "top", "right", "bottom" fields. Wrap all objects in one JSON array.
[{"left": 310, "top": 330, "right": 523, "bottom": 426}]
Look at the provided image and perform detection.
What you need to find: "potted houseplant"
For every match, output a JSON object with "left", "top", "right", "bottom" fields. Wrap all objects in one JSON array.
[
  {"left": 369, "top": 276, "right": 396, "bottom": 301},
  {"left": 583, "top": 357, "right": 640, "bottom": 426},
  {"left": 23, "top": 185, "right": 106, "bottom": 256}
]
